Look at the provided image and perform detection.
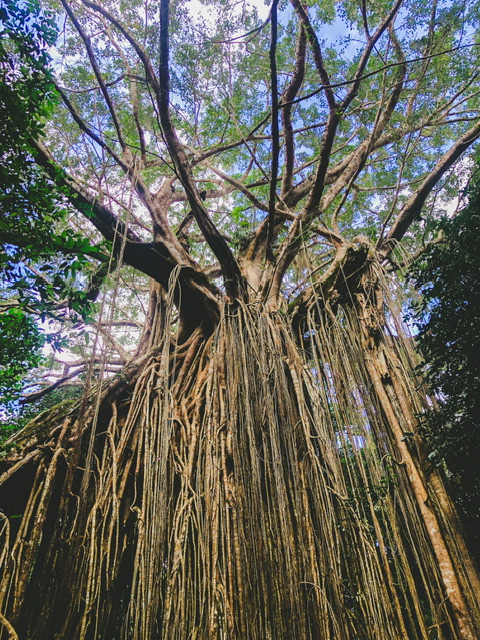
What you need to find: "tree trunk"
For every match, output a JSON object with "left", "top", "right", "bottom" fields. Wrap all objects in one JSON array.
[
  {"left": 1, "top": 264, "right": 479, "bottom": 639},
  {"left": 352, "top": 264, "right": 480, "bottom": 640}
]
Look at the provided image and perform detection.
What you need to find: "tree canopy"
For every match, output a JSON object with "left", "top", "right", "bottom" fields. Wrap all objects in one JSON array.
[
  {"left": 16, "top": 0, "right": 480, "bottom": 318},
  {"left": 0, "top": 0, "right": 125, "bottom": 420},
  {"left": 3, "top": 0, "right": 480, "bottom": 400}
]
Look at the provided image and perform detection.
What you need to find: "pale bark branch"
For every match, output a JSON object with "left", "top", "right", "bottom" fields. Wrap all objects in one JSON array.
[
  {"left": 200, "top": 161, "right": 269, "bottom": 213},
  {"left": 379, "top": 118, "right": 480, "bottom": 255}
]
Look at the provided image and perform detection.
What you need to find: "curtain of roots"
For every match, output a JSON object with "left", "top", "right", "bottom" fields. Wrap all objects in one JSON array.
[{"left": 0, "top": 269, "right": 479, "bottom": 640}]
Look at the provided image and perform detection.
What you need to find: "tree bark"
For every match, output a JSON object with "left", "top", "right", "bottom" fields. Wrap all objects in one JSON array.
[
  {"left": 1, "top": 276, "right": 480, "bottom": 639},
  {"left": 353, "top": 268, "right": 480, "bottom": 640}
]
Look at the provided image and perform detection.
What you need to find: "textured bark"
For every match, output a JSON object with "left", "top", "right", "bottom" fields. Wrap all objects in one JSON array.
[
  {"left": 1, "top": 262, "right": 480, "bottom": 639},
  {"left": 353, "top": 266, "right": 480, "bottom": 640},
  {"left": 3, "top": 1, "right": 480, "bottom": 635}
]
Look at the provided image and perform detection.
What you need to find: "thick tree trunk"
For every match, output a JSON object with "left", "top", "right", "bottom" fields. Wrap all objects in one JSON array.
[
  {"left": 1, "top": 268, "right": 479, "bottom": 639},
  {"left": 353, "top": 277, "right": 480, "bottom": 640}
]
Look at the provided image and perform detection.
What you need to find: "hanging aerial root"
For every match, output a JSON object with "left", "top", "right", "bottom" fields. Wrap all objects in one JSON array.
[{"left": 1, "top": 290, "right": 479, "bottom": 639}]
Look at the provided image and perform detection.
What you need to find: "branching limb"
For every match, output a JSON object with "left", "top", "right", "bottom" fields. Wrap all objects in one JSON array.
[
  {"left": 31, "top": 139, "right": 222, "bottom": 330},
  {"left": 329, "top": 24, "right": 407, "bottom": 232},
  {"left": 19, "top": 372, "right": 83, "bottom": 405},
  {"left": 279, "top": 44, "right": 480, "bottom": 112},
  {"left": 296, "top": 1, "right": 404, "bottom": 225},
  {"left": 95, "top": 325, "right": 131, "bottom": 363},
  {"left": 189, "top": 113, "right": 271, "bottom": 165},
  {"left": 199, "top": 160, "right": 269, "bottom": 213},
  {"left": 55, "top": 84, "right": 155, "bottom": 217},
  {"left": 280, "top": 25, "right": 306, "bottom": 197},
  {"left": 61, "top": 0, "right": 126, "bottom": 149},
  {"left": 80, "top": 0, "right": 162, "bottom": 99},
  {"left": 376, "top": 128, "right": 421, "bottom": 248},
  {"left": 379, "top": 117, "right": 480, "bottom": 256},
  {"left": 289, "top": 0, "right": 336, "bottom": 110},
  {"left": 341, "top": 0, "right": 403, "bottom": 112},
  {"left": 267, "top": 0, "right": 280, "bottom": 256},
  {"left": 156, "top": 0, "right": 245, "bottom": 299},
  {"left": 360, "top": 0, "right": 371, "bottom": 40},
  {"left": 101, "top": 21, "right": 147, "bottom": 163}
]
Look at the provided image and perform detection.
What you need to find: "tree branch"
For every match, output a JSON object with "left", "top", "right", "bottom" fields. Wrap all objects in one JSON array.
[
  {"left": 61, "top": 0, "right": 126, "bottom": 149},
  {"left": 156, "top": 0, "right": 245, "bottom": 299},
  {"left": 379, "top": 118, "right": 480, "bottom": 256},
  {"left": 55, "top": 84, "right": 155, "bottom": 215},
  {"left": 281, "top": 25, "right": 306, "bottom": 197},
  {"left": 341, "top": 0, "right": 403, "bottom": 111},
  {"left": 267, "top": 0, "right": 280, "bottom": 255},
  {"left": 30, "top": 139, "right": 222, "bottom": 329},
  {"left": 19, "top": 371, "right": 82, "bottom": 404},
  {"left": 289, "top": 0, "right": 336, "bottom": 109}
]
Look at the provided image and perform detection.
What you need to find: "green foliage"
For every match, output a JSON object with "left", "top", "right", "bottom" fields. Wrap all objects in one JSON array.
[
  {"left": 0, "top": 308, "right": 44, "bottom": 398},
  {"left": 0, "top": 0, "right": 104, "bottom": 296},
  {"left": 0, "top": 382, "right": 83, "bottom": 444},
  {"left": 410, "top": 164, "right": 480, "bottom": 552},
  {"left": 0, "top": 0, "right": 106, "bottom": 413},
  {"left": 0, "top": 0, "right": 58, "bottom": 146}
]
